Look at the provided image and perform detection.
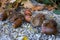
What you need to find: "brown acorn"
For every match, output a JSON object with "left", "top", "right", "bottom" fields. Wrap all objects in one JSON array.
[
  {"left": 25, "top": 15, "right": 31, "bottom": 22},
  {"left": 41, "top": 19, "right": 57, "bottom": 35},
  {"left": 12, "top": 18, "right": 22, "bottom": 28},
  {"left": 31, "top": 14, "right": 45, "bottom": 27}
]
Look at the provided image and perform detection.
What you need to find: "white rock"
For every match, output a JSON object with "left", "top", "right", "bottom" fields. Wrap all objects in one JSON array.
[
  {"left": 16, "top": 37, "right": 23, "bottom": 40},
  {"left": 56, "top": 37, "right": 60, "bottom": 40},
  {"left": 0, "top": 35, "right": 11, "bottom": 40}
]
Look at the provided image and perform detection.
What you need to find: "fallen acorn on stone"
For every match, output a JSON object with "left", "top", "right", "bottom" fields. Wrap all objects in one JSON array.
[
  {"left": 12, "top": 13, "right": 24, "bottom": 28},
  {"left": 24, "top": 9, "right": 32, "bottom": 22},
  {"left": 25, "top": 15, "right": 31, "bottom": 22},
  {"left": 41, "top": 19, "right": 57, "bottom": 35},
  {"left": 12, "top": 18, "right": 22, "bottom": 28},
  {"left": 31, "top": 13, "right": 46, "bottom": 27}
]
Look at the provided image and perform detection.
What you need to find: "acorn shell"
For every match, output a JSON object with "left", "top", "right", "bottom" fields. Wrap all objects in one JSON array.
[
  {"left": 12, "top": 18, "right": 22, "bottom": 28},
  {"left": 41, "top": 20, "right": 57, "bottom": 35}
]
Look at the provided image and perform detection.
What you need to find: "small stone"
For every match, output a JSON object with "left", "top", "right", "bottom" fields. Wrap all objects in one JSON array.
[{"left": 16, "top": 37, "right": 23, "bottom": 40}]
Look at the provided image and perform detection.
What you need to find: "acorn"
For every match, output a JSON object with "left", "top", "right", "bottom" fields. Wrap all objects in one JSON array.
[
  {"left": 41, "top": 19, "right": 57, "bottom": 35},
  {"left": 25, "top": 15, "right": 31, "bottom": 22},
  {"left": 12, "top": 18, "right": 22, "bottom": 28},
  {"left": 31, "top": 14, "right": 45, "bottom": 27}
]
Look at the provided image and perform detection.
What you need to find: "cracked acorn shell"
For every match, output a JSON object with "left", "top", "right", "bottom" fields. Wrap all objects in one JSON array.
[
  {"left": 41, "top": 19, "right": 57, "bottom": 35},
  {"left": 31, "top": 13, "right": 45, "bottom": 27}
]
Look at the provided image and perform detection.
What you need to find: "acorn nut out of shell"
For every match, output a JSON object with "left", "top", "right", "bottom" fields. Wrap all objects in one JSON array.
[{"left": 25, "top": 15, "right": 31, "bottom": 22}]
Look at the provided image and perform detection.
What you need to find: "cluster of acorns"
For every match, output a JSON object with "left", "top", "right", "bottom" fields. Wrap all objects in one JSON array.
[
  {"left": 31, "top": 13, "right": 57, "bottom": 35},
  {"left": 0, "top": 8, "right": 58, "bottom": 35},
  {"left": 0, "top": 4, "right": 58, "bottom": 35},
  {"left": 0, "top": 9, "right": 32, "bottom": 28}
]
